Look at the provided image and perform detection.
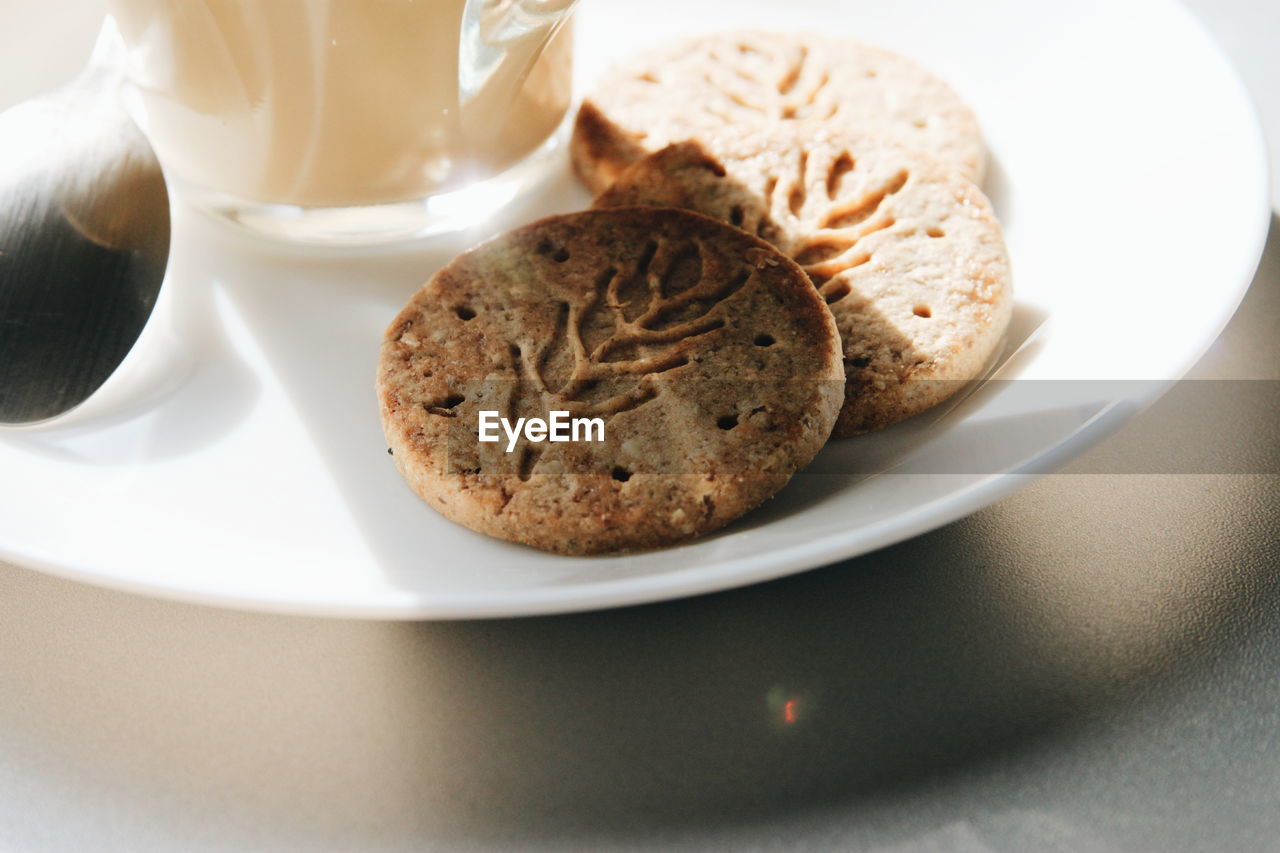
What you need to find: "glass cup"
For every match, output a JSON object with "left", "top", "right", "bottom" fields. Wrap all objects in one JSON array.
[{"left": 106, "top": 0, "right": 577, "bottom": 244}]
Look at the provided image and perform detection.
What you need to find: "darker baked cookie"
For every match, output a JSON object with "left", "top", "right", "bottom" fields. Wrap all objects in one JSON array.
[{"left": 377, "top": 207, "right": 844, "bottom": 554}]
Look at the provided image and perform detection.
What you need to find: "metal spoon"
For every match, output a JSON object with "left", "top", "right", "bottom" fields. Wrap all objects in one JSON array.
[{"left": 0, "top": 26, "right": 169, "bottom": 426}]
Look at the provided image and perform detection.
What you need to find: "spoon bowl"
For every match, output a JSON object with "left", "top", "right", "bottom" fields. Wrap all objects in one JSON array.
[{"left": 0, "top": 26, "right": 169, "bottom": 426}]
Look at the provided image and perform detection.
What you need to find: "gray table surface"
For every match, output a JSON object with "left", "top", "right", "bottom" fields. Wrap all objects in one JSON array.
[{"left": 2, "top": 1, "right": 1278, "bottom": 850}]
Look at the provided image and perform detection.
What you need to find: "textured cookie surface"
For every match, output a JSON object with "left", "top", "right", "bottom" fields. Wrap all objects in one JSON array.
[
  {"left": 377, "top": 207, "right": 844, "bottom": 555},
  {"left": 571, "top": 30, "right": 985, "bottom": 194},
  {"left": 596, "top": 129, "right": 1012, "bottom": 434}
]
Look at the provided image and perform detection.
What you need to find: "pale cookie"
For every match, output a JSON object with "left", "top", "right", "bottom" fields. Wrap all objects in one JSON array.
[
  {"left": 595, "top": 129, "right": 1012, "bottom": 434},
  {"left": 377, "top": 207, "right": 844, "bottom": 555},
  {"left": 571, "top": 30, "right": 985, "bottom": 193}
]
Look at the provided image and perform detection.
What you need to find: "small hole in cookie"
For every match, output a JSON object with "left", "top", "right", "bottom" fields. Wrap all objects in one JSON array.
[
  {"left": 729, "top": 205, "right": 744, "bottom": 227},
  {"left": 717, "top": 415, "right": 739, "bottom": 430},
  {"left": 913, "top": 305, "right": 932, "bottom": 318},
  {"left": 847, "top": 356, "right": 871, "bottom": 369},
  {"left": 509, "top": 343, "right": 522, "bottom": 358},
  {"left": 754, "top": 333, "right": 775, "bottom": 347},
  {"left": 425, "top": 394, "right": 465, "bottom": 417},
  {"left": 927, "top": 226, "right": 945, "bottom": 238},
  {"left": 611, "top": 466, "right": 631, "bottom": 482},
  {"left": 552, "top": 249, "right": 570, "bottom": 262},
  {"left": 455, "top": 306, "right": 476, "bottom": 321}
]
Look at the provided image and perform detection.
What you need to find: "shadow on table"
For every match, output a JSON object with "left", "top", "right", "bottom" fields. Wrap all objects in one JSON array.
[
  {"left": 381, "top": 476, "right": 1280, "bottom": 847},
  {"left": 2, "top": 459, "right": 1278, "bottom": 850}
]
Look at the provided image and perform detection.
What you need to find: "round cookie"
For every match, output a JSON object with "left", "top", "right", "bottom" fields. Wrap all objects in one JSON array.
[
  {"left": 571, "top": 30, "right": 986, "bottom": 194},
  {"left": 377, "top": 207, "right": 844, "bottom": 555},
  {"left": 595, "top": 129, "right": 1012, "bottom": 434}
]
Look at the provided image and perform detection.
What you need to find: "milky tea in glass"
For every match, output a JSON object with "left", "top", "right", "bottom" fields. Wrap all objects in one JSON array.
[{"left": 107, "top": 0, "right": 574, "bottom": 242}]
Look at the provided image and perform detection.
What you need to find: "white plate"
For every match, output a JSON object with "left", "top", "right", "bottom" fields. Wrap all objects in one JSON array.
[{"left": 0, "top": 0, "right": 1268, "bottom": 618}]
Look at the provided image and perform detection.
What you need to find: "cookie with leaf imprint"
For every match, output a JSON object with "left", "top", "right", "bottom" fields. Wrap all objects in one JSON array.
[
  {"left": 595, "top": 128, "right": 1012, "bottom": 435},
  {"left": 571, "top": 30, "right": 985, "bottom": 194},
  {"left": 377, "top": 207, "right": 844, "bottom": 555}
]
